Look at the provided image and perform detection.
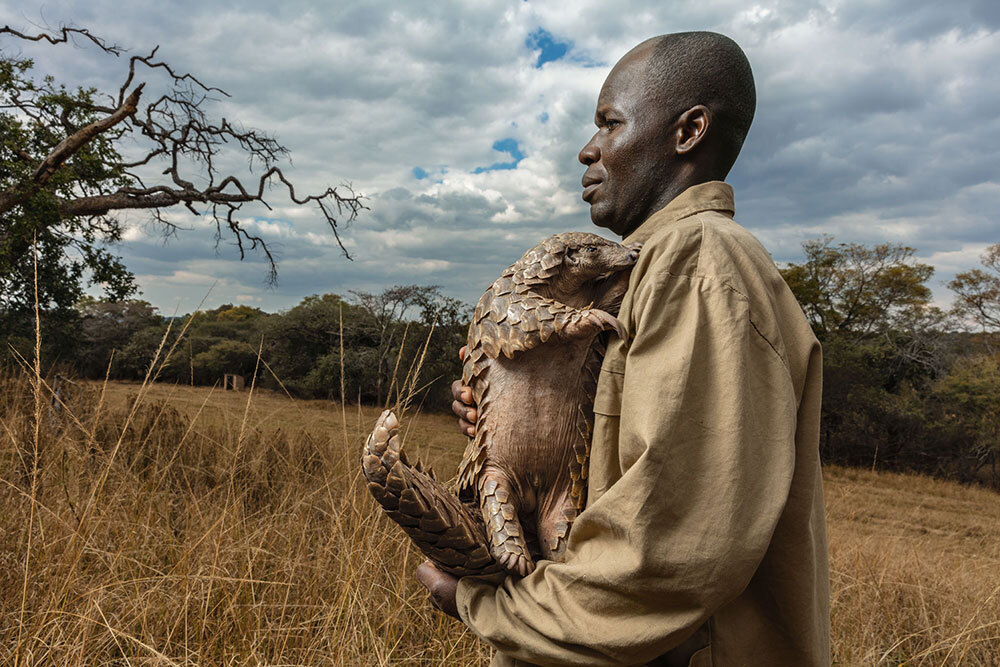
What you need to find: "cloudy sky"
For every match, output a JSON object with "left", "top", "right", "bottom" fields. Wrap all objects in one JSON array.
[{"left": 3, "top": 0, "right": 998, "bottom": 313}]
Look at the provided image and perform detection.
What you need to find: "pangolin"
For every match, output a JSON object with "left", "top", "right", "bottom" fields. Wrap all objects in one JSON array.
[{"left": 362, "top": 232, "right": 639, "bottom": 577}]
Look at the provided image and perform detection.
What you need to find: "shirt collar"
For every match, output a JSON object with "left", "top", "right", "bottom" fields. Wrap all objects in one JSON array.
[{"left": 623, "top": 181, "right": 735, "bottom": 246}]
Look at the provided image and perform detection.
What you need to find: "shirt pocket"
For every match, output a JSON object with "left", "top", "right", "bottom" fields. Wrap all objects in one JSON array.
[
  {"left": 589, "top": 361, "right": 624, "bottom": 502},
  {"left": 593, "top": 367, "right": 623, "bottom": 416},
  {"left": 593, "top": 342, "right": 625, "bottom": 416}
]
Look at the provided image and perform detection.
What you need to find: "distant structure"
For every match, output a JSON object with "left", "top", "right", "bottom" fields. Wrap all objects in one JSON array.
[
  {"left": 50, "top": 375, "right": 78, "bottom": 416},
  {"left": 223, "top": 374, "right": 245, "bottom": 391}
]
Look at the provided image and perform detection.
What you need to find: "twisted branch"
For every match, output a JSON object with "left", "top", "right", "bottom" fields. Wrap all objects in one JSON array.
[{"left": 0, "top": 23, "right": 365, "bottom": 279}]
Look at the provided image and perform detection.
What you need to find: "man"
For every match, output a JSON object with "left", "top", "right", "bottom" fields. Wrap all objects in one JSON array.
[{"left": 418, "top": 32, "right": 830, "bottom": 666}]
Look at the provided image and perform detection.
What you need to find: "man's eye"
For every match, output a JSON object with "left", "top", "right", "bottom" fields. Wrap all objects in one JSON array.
[
  {"left": 605, "top": 119, "right": 621, "bottom": 129},
  {"left": 585, "top": 246, "right": 598, "bottom": 253}
]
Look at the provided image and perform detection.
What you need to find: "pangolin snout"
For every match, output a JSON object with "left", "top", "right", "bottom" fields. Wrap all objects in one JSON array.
[
  {"left": 612, "top": 242, "right": 641, "bottom": 270},
  {"left": 626, "top": 242, "right": 642, "bottom": 263}
]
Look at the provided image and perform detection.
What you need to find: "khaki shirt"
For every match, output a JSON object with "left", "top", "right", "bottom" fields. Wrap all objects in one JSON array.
[{"left": 456, "top": 181, "right": 831, "bottom": 666}]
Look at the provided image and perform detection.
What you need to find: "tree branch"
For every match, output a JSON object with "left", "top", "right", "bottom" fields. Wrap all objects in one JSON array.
[
  {"left": 0, "top": 25, "right": 124, "bottom": 56},
  {"left": 0, "top": 85, "right": 144, "bottom": 214},
  {"left": 1, "top": 22, "right": 366, "bottom": 288}
]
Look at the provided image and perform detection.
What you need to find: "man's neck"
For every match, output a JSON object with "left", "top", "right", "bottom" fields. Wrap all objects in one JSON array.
[{"left": 621, "top": 175, "right": 720, "bottom": 239}]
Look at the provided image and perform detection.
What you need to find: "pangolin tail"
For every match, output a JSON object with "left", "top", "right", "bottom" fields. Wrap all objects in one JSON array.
[{"left": 362, "top": 410, "right": 501, "bottom": 577}]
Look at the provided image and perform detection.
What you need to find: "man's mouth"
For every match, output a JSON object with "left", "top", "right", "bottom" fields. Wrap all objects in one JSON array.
[{"left": 582, "top": 182, "right": 601, "bottom": 202}]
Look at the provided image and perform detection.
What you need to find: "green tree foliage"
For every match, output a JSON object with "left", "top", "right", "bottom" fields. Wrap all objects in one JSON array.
[
  {"left": 216, "top": 305, "right": 266, "bottom": 322},
  {"left": 780, "top": 238, "right": 995, "bottom": 482},
  {"left": 780, "top": 237, "right": 935, "bottom": 342},
  {"left": 350, "top": 285, "right": 461, "bottom": 404},
  {"left": 0, "top": 53, "right": 135, "bottom": 323},
  {"left": 78, "top": 296, "right": 161, "bottom": 376},
  {"left": 190, "top": 339, "right": 262, "bottom": 384},
  {"left": 65, "top": 286, "right": 468, "bottom": 411},
  {"left": 948, "top": 242, "right": 1000, "bottom": 332},
  {"left": 930, "top": 354, "right": 1000, "bottom": 486},
  {"left": 263, "top": 287, "right": 468, "bottom": 408}
]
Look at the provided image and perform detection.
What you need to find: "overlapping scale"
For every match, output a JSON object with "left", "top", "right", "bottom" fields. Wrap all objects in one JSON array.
[{"left": 361, "top": 410, "right": 501, "bottom": 576}]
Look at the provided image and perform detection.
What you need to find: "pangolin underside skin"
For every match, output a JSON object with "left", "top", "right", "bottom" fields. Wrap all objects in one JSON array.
[{"left": 362, "top": 232, "right": 638, "bottom": 577}]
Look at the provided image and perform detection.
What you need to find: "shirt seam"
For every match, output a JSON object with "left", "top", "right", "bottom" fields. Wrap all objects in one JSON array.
[{"left": 641, "top": 269, "right": 788, "bottom": 370}]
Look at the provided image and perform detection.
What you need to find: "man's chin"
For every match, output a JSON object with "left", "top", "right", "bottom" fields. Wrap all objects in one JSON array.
[{"left": 588, "top": 205, "right": 626, "bottom": 238}]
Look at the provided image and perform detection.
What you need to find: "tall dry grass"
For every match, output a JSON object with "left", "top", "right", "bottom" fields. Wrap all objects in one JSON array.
[
  {"left": 1, "top": 333, "right": 998, "bottom": 663},
  {"left": 826, "top": 466, "right": 1000, "bottom": 665},
  {"left": 0, "top": 354, "right": 489, "bottom": 665}
]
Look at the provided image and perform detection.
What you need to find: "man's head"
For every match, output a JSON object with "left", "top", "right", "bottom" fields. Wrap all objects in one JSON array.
[{"left": 579, "top": 32, "right": 756, "bottom": 236}]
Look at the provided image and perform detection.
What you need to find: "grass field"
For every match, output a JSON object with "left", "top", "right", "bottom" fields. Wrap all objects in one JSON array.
[{"left": 2, "top": 374, "right": 998, "bottom": 665}]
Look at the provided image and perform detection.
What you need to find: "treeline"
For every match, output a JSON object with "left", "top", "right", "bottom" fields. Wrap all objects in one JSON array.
[
  {"left": 2, "top": 238, "right": 1000, "bottom": 488},
  {"left": 2, "top": 286, "right": 468, "bottom": 412},
  {"left": 780, "top": 238, "right": 1000, "bottom": 487}
]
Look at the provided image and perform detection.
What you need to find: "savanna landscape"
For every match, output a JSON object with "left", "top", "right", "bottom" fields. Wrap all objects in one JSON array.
[
  {"left": 3, "top": 10, "right": 1000, "bottom": 667},
  {"left": 2, "top": 358, "right": 998, "bottom": 665}
]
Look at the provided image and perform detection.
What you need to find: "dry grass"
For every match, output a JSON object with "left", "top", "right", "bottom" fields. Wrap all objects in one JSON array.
[
  {"left": 1, "top": 372, "right": 998, "bottom": 665},
  {"left": 0, "top": 371, "right": 487, "bottom": 666},
  {"left": 825, "top": 466, "right": 1000, "bottom": 665}
]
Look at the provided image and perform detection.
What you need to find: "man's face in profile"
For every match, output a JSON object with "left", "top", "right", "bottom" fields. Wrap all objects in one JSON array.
[{"left": 578, "top": 46, "right": 676, "bottom": 238}]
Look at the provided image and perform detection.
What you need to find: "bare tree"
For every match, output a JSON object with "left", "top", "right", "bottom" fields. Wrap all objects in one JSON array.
[{"left": 0, "top": 23, "right": 365, "bottom": 318}]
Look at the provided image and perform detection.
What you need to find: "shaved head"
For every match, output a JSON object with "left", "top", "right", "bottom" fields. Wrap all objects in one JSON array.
[
  {"left": 579, "top": 31, "right": 756, "bottom": 236},
  {"left": 642, "top": 32, "right": 756, "bottom": 174}
]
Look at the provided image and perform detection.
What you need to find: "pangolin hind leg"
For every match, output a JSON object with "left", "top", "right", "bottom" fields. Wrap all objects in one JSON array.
[
  {"left": 478, "top": 468, "right": 535, "bottom": 576},
  {"left": 537, "top": 488, "right": 579, "bottom": 561},
  {"left": 362, "top": 410, "right": 500, "bottom": 576}
]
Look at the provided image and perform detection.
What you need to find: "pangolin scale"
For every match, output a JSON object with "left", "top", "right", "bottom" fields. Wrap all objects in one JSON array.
[{"left": 362, "top": 232, "right": 638, "bottom": 577}]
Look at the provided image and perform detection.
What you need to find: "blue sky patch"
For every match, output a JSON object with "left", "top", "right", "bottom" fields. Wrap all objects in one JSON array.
[
  {"left": 473, "top": 138, "right": 525, "bottom": 174},
  {"left": 526, "top": 28, "right": 570, "bottom": 68},
  {"left": 539, "top": 111, "right": 549, "bottom": 124},
  {"left": 412, "top": 166, "right": 429, "bottom": 180}
]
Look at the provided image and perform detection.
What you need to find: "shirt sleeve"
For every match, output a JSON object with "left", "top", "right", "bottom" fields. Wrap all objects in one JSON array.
[{"left": 455, "top": 267, "right": 799, "bottom": 666}]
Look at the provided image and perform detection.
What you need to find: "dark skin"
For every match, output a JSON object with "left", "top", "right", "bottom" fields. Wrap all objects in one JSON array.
[{"left": 419, "top": 39, "right": 726, "bottom": 618}]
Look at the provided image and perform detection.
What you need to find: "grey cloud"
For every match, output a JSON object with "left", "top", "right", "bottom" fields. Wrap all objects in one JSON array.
[{"left": 5, "top": 0, "right": 997, "bottom": 313}]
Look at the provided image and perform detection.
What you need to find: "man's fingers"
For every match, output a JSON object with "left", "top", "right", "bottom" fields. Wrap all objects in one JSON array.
[
  {"left": 451, "top": 379, "right": 474, "bottom": 405},
  {"left": 451, "top": 368, "right": 476, "bottom": 438},
  {"left": 457, "top": 419, "right": 476, "bottom": 438},
  {"left": 415, "top": 560, "right": 460, "bottom": 619},
  {"left": 451, "top": 400, "right": 477, "bottom": 423},
  {"left": 458, "top": 345, "right": 468, "bottom": 361}
]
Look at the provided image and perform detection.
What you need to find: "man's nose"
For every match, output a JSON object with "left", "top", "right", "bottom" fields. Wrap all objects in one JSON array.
[{"left": 578, "top": 133, "right": 600, "bottom": 165}]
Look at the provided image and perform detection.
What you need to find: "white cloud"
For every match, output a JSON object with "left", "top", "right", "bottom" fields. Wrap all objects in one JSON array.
[{"left": 5, "top": 0, "right": 997, "bottom": 313}]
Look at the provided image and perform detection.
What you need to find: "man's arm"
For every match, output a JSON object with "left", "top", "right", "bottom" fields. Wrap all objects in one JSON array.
[{"left": 454, "top": 270, "right": 798, "bottom": 665}]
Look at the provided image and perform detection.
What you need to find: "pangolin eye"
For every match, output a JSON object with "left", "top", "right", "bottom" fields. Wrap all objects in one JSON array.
[{"left": 585, "top": 245, "right": 598, "bottom": 253}]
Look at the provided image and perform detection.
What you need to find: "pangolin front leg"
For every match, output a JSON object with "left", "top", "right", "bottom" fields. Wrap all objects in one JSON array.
[{"left": 560, "top": 307, "right": 626, "bottom": 340}]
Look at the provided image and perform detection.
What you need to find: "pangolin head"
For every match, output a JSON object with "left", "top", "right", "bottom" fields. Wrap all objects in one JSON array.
[{"left": 517, "top": 232, "right": 640, "bottom": 309}]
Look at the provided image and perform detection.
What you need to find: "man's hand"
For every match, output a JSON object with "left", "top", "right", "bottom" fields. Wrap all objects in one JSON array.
[
  {"left": 416, "top": 560, "right": 460, "bottom": 619},
  {"left": 451, "top": 346, "right": 477, "bottom": 437}
]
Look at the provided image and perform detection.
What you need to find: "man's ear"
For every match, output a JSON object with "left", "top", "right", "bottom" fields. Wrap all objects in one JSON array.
[{"left": 674, "top": 105, "right": 711, "bottom": 155}]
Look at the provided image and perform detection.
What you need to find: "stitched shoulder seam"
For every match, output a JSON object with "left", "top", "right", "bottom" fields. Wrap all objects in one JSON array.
[{"left": 642, "top": 271, "right": 788, "bottom": 369}]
